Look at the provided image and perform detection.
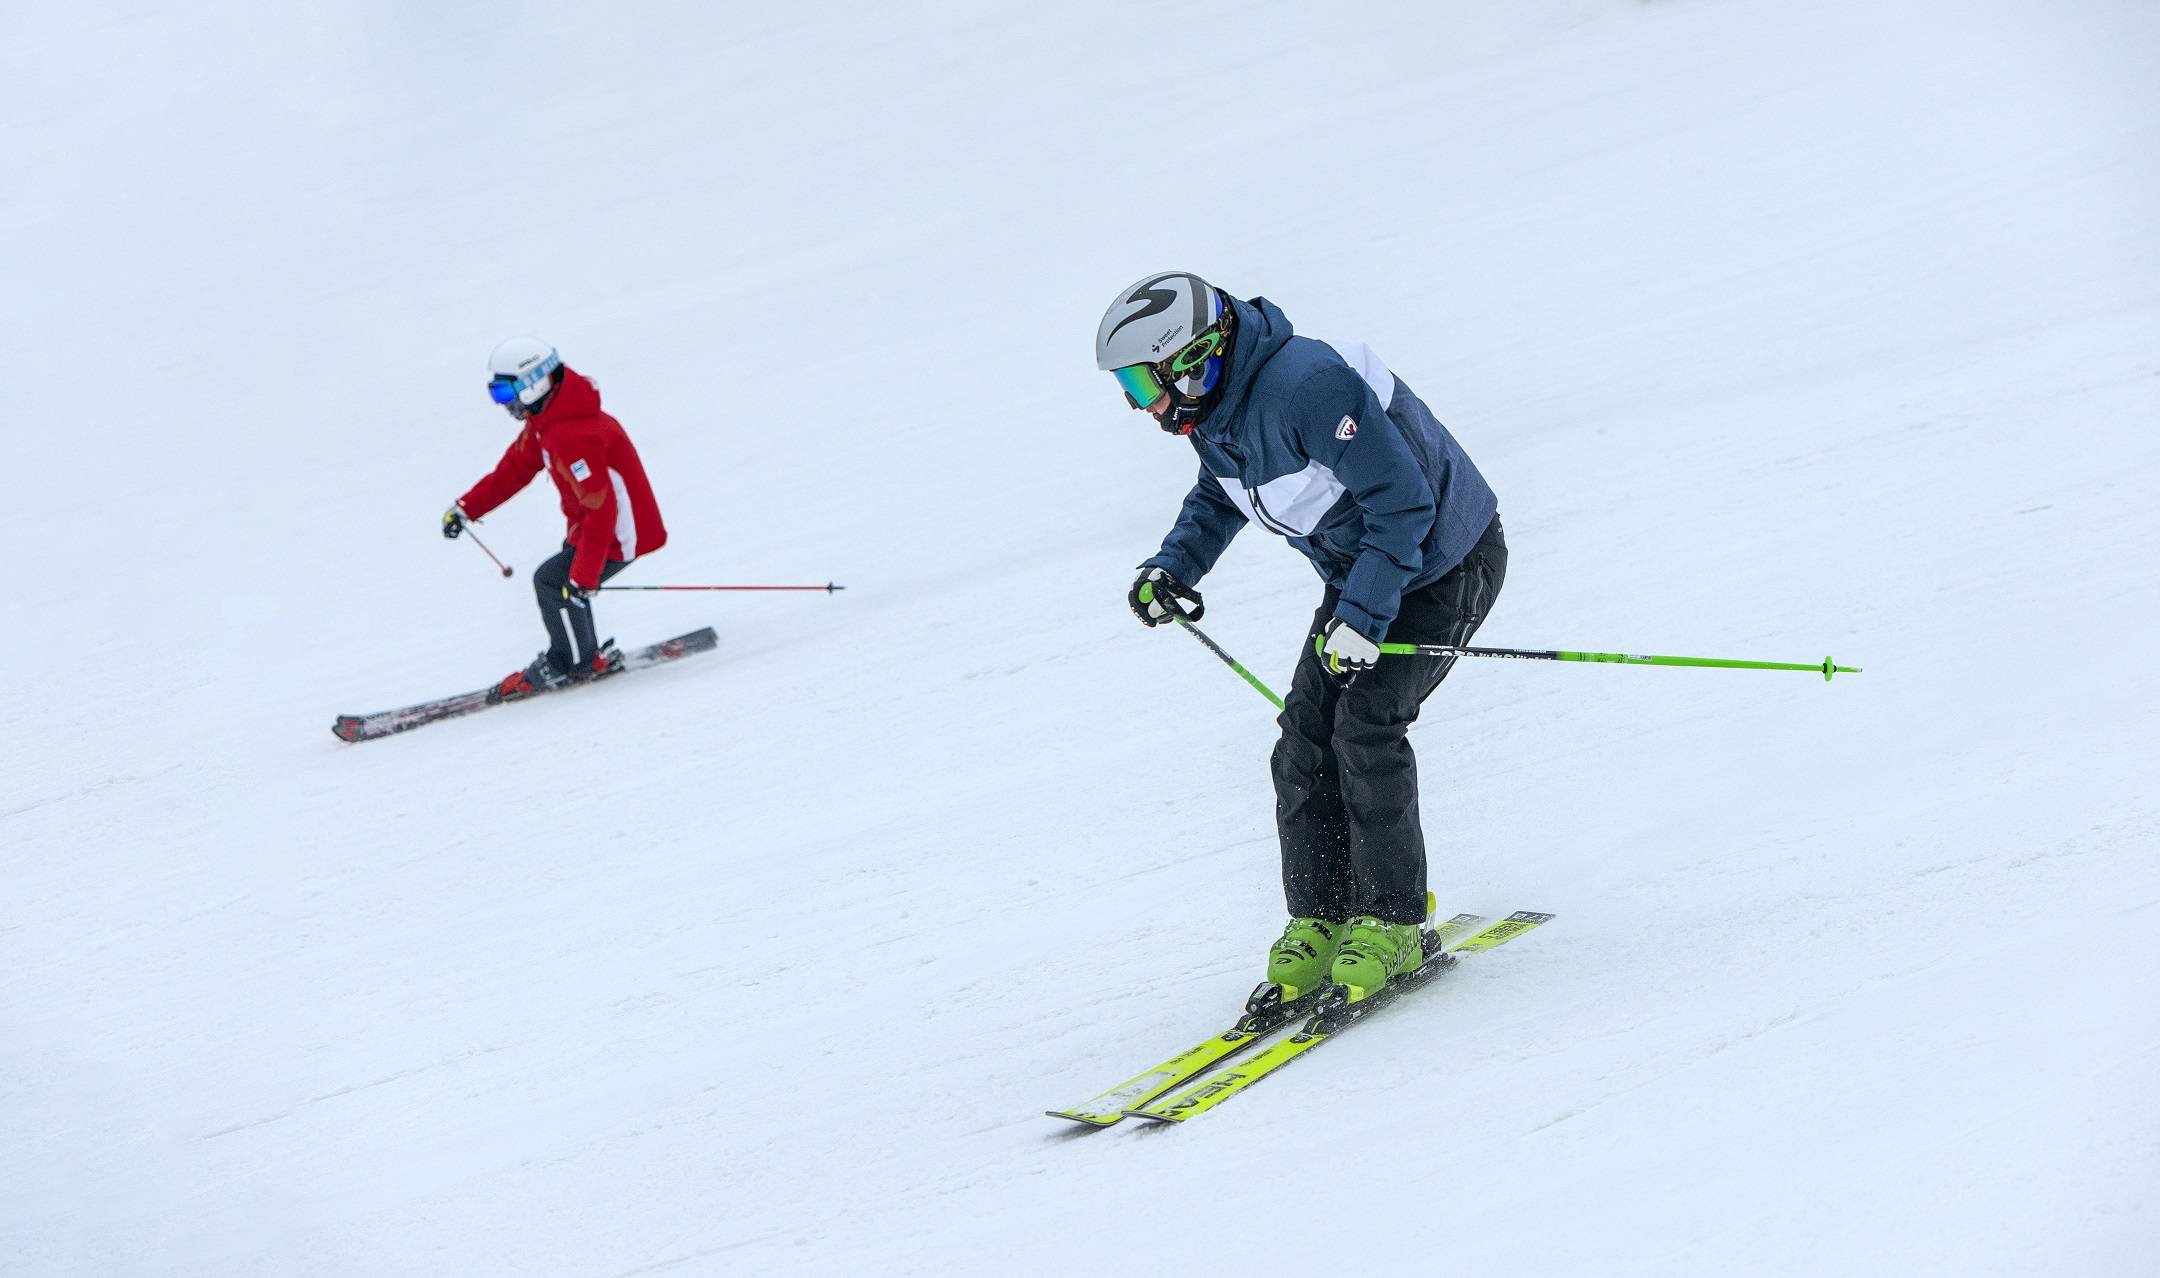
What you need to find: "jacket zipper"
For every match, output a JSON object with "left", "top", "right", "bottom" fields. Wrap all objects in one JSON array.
[{"left": 1215, "top": 437, "right": 1299, "bottom": 538}]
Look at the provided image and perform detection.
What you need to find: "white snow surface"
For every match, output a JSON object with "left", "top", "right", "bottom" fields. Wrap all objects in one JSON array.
[{"left": 5, "top": 1, "right": 2158, "bottom": 1274}]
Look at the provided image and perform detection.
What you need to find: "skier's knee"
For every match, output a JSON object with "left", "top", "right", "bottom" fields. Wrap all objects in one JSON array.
[{"left": 1271, "top": 729, "right": 1330, "bottom": 785}]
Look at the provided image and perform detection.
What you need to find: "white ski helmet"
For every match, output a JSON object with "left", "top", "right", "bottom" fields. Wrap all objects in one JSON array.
[
  {"left": 486, "top": 336, "right": 562, "bottom": 417},
  {"left": 1094, "top": 271, "right": 1232, "bottom": 434}
]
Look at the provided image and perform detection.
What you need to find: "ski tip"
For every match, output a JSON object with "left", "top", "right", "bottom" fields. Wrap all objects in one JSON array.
[
  {"left": 1044, "top": 1110, "right": 1122, "bottom": 1128},
  {"left": 1122, "top": 1109, "right": 1181, "bottom": 1125},
  {"left": 330, "top": 718, "right": 362, "bottom": 744}
]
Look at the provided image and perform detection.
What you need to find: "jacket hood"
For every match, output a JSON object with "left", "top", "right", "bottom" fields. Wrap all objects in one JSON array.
[
  {"left": 535, "top": 367, "right": 602, "bottom": 424},
  {"left": 1199, "top": 295, "right": 1293, "bottom": 440}
]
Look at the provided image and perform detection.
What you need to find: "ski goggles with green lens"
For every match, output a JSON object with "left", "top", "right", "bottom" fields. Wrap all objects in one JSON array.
[
  {"left": 1110, "top": 361, "right": 1170, "bottom": 409},
  {"left": 1109, "top": 327, "right": 1227, "bottom": 409}
]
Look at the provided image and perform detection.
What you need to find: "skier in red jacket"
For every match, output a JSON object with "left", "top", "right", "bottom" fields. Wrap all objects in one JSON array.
[{"left": 442, "top": 337, "right": 668, "bottom": 702}]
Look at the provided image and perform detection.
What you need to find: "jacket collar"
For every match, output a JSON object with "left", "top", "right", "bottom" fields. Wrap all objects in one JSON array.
[{"left": 1197, "top": 295, "right": 1293, "bottom": 442}]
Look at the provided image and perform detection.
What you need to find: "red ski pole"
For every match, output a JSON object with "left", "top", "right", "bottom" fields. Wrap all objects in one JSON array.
[
  {"left": 464, "top": 526, "right": 514, "bottom": 578},
  {"left": 595, "top": 583, "right": 846, "bottom": 593}
]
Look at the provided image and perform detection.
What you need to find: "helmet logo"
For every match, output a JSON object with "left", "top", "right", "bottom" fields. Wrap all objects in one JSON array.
[{"left": 1106, "top": 279, "right": 1181, "bottom": 344}]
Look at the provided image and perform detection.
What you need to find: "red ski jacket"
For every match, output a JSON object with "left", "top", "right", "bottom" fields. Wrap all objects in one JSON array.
[{"left": 458, "top": 368, "right": 667, "bottom": 589}]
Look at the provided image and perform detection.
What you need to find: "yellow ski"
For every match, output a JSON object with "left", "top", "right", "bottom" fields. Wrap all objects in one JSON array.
[
  {"left": 1046, "top": 982, "right": 1322, "bottom": 1127},
  {"left": 1047, "top": 1029, "right": 1273, "bottom": 1127},
  {"left": 1431, "top": 912, "right": 1490, "bottom": 948},
  {"left": 1126, "top": 911, "right": 1554, "bottom": 1125},
  {"left": 1453, "top": 911, "right": 1552, "bottom": 952}
]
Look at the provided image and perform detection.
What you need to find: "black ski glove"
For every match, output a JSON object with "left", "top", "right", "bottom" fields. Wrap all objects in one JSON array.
[
  {"left": 442, "top": 504, "right": 467, "bottom": 539},
  {"left": 1129, "top": 566, "right": 1204, "bottom": 626}
]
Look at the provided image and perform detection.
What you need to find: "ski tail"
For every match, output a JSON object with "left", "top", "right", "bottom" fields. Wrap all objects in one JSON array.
[
  {"left": 1431, "top": 912, "right": 1489, "bottom": 949},
  {"left": 1450, "top": 910, "right": 1554, "bottom": 953}
]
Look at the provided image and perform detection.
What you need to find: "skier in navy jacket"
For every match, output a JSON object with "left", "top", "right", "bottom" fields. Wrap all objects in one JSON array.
[{"left": 1095, "top": 272, "right": 1508, "bottom": 1004}]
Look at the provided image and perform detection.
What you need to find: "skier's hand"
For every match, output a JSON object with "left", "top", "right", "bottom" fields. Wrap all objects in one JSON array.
[
  {"left": 1129, "top": 566, "right": 1203, "bottom": 626},
  {"left": 442, "top": 503, "right": 467, "bottom": 539},
  {"left": 562, "top": 581, "right": 595, "bottom": 604},
  {"left": 1319, "top": 617, "right": 1380, "bottom": 676}
]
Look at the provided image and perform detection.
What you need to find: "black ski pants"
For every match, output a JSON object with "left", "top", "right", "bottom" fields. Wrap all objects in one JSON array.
[
  {"left": 1271, "top": 514, "right": 1508, "bottom": 924},
  {"left": 532, "top": 542, "right": 627, "bottom": 676}
]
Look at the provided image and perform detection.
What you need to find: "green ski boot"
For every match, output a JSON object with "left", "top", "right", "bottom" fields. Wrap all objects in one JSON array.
[
  {"left": 1265, "top": 917, "right": 1345, "bottom": 1000},
  {"left": 1329, "top": 915, "right": 1426, "bottom": 1003}
]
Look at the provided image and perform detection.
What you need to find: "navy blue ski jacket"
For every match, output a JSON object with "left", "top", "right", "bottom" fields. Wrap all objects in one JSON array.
[{"left": 1142, "top": 295, "right": 1499, "bottom": 640}]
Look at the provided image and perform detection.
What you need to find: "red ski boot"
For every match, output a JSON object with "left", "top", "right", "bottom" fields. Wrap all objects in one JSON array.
[
  {"left": 488, "top": 653, "right": 577, "bottom": 705},
  {"left": 587, "top": 639, "right": 625, "bottom": 681}
]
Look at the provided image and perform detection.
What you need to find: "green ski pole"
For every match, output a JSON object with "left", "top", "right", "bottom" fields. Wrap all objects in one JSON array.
[
  {"left": 1140, "top": 582, "right": 1285, "bottom": 710},
  {"left": 1363, "top": 639, "right": 1861, "bottom": 682}
]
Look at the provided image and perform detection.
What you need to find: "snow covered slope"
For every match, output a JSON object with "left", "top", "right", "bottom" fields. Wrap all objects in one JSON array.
[{"left": 5, "top": 1, "right": 2156, "bottom": 1273}]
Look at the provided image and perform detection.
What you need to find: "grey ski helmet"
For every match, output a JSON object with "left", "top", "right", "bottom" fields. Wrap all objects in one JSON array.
[
  {"left": 1095, "top": 272, "right": 1232, "bottom": 435},
  {"left": 487, "top": 336, "right": 562, "bottom": 420}
]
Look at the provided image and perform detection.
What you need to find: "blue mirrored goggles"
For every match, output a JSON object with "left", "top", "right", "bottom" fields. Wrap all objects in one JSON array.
[{"left": 487, "top": 353, "right": 561, "bottom": 406}]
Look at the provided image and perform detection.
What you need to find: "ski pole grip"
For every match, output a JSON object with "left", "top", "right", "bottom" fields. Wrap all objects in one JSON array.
[{"left": 1137, "top": 579, "right": 1197, "bottom": 621}]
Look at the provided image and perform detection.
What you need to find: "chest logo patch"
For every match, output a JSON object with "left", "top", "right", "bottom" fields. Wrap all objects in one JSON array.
[
  {"left": 569, "top": 459, "right": 592, "bottom": 482},
  {"left": 1335, "top": 415, "right": 1358, "bottom": 441}
]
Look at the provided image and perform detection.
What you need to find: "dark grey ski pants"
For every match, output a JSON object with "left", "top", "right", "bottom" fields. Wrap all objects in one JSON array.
[
  {"left": 532, "top": 542, "right": 627, "bottom": 676},
  {"left": 1271, "top": 514, "right": 1508, "bottom": 924}
]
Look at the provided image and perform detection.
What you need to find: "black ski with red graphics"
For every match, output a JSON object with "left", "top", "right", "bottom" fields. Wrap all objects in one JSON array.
[{"left": 331, "top": 627, "right": 717, "bottom": 743}]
